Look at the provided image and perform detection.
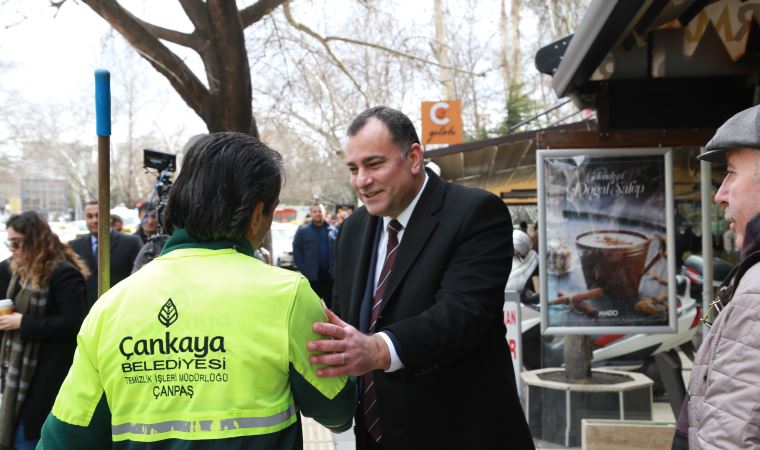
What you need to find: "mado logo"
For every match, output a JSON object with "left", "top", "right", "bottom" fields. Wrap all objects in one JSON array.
[{"left": 430, "top": 102, "right": 451, "bottom": 126}]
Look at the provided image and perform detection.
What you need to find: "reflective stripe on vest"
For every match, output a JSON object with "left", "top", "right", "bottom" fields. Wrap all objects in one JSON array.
[{"left": 112, "top": 404, "right": 297, "bottom": 437}]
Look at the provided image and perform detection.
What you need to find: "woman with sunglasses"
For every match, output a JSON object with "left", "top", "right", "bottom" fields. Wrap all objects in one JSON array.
[{"left": 0, "top": 211, "right": 89, "bottom": 450}]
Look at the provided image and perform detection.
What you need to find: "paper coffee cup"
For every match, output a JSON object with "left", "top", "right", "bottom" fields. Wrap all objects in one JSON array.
[{"left": 0, "top": 299, "right": 14, "bottom": 316}]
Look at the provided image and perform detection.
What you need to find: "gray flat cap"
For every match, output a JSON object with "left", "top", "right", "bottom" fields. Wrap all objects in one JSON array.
[{"left": 699, "top": 104, "right": 760, "bottom": 163}]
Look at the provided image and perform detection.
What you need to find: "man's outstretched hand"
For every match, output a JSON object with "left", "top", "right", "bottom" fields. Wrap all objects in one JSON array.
[{"left": 308, "top": 307, "right": 390, "bottom": 377}]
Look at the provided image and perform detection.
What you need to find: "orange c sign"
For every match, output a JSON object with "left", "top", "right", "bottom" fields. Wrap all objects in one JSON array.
[{"left": 421, "top": 100, "right": 462, "bottom": 145}]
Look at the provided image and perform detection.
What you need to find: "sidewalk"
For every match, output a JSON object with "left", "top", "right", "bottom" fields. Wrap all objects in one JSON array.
[
  {"left": 304, "top": 401, "right": 676, "bottom": 450},
  {"left": 303, "top": 351, "right": 692, "bottom": 449},
  {"left": 302, "top": 418, "right": 354, "bottom": 450},
  {"left": 301, "top": 417, "right": 336, "bottom": 450}
]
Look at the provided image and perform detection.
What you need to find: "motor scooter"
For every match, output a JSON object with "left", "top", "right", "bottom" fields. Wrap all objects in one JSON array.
[
  {"left": 680, "top": 254, "right": 733, "bottom": 301},
  {"left": 511, "top": 253, "right": 701, "bottom": 412}
]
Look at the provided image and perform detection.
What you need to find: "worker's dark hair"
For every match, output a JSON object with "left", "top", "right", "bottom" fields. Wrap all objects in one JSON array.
[{"left": 163, "top": 132, "right": 284, "bottom": 242}]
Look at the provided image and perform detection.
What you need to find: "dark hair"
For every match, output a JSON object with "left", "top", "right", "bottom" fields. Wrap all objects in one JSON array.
[
  {"left": 85, "top": 201, "right": 98, "bottom": 207},
  {"left": 347, "top": 106, "right": 420, "bottom": 154},
  {"left": 137, "top": 202, "right": 155, "bottom": 214},
  {"left": 6, "top": 211, "right": 89, "bottom": 288},
  {"left": 110, "top": 214, "right": 123, "bottom": 224},
  {"left": 163, "top": 132, "right": 284, "bottom": 242}
]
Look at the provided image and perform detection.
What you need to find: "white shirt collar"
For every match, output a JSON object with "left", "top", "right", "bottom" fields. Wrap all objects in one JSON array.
[{"left": 383, "top": 172, "right": 429, "bottom": 231}]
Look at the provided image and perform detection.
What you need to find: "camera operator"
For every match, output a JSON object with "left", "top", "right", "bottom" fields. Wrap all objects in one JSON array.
[
  {"left": 40, "top": 132, "right": 355, "bottom": 449},
  {"left": 131, "top": 149, "right": 177, "bottom": 273},
  {"left": 133, "top": 202, "right": 158, "bottom": 244}
]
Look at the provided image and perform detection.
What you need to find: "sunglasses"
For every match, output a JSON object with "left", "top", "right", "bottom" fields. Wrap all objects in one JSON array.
[{"left": 5, "top": 239, "right": 22, "bottom": 251}]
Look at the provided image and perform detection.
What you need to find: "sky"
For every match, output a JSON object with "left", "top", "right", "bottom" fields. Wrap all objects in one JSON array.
[
  {"left": 0, "top": 0, "right": 547, "bottom": 153},
  {"left": 0, "top": 1, "right": 206, "bottom": 149},
  {"left": 2, "top": 3, "right": 109, "bottom": 104}
]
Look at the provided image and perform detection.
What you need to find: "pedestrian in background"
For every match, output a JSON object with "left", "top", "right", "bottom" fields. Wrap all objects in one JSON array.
[
  {"left": 133, "top": 202, "right": 158, "bottom": 245},
  {"left": 109, "top": 215, "right": 123, "bottom": 233},
  {"left": 0, "top": 211, "right": 88, "bottom": 449},
  {"left": 69, "top": 201, "right": 142, "bottom": 308},
  {"left": 292, "top": 203, "right": 336, "bottom": 306}
]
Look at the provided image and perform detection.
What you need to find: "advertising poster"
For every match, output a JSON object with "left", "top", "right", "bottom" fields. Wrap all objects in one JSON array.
[{"left": 537, "top": 148, "right": 676, "bottom": 335}]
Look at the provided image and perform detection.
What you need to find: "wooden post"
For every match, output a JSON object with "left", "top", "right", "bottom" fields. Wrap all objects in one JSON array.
[{"left": 95, "top": 70, "right": 111, "bottom": 299}]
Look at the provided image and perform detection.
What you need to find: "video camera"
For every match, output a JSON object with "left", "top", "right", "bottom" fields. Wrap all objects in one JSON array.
[
  {"left": 143, "top": 148, "right": 176, "bottom": 173},
  {"left": 133, "top": 148, "right": 177, "bottom": 272},
  {"left": 142, "top": 149, "right": 176, "bottom": 225}
]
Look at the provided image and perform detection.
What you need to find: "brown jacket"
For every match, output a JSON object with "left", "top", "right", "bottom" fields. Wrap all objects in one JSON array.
[{"left": 688, "top": 263, "right": 760, "bottom": 449}]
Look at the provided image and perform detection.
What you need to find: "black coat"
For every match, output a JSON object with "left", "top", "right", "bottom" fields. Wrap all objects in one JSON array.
[
  {"left": 332, "top": 172, "right": 534, "bottom": 449},
  {"left": 0, "top": 259, "right": 10, "bottom": 298},
  {"left": 15, "top": 261, "right": 87, "bottom": 440},
  {"left": 69, "top": 231, "right": 143, "bottom": 307}
]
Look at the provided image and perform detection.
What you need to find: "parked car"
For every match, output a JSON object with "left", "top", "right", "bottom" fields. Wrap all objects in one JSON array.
[
  {"left": 271, "top": 222, "right": 298, "bottom": 269},
  {"left": 49, "top": 221, "right": 79, "bottom": 244}
]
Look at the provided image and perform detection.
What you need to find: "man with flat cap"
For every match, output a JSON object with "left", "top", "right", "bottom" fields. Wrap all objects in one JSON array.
[{"left": 671, "top": 104, "right": 760, "bottom": 449}]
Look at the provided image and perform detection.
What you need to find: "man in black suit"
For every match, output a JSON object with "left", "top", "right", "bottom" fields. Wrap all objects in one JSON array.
[
  {"left": 308, "top": 107, "right": 534, "bottom": 449},
  {"left": 69, "top": 202, "right": 143, "bottom": 307}
]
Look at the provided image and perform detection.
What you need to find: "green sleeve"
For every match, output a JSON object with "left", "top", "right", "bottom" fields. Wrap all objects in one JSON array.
[
  {"left": 287, "top": 277, "right": 356, "bottom": 431},
  {"left": 38, "top": 395, "right": 112, "bottom": 450},
  {"left": 290, "top": 366, "right": 356, "bottom": 431}
]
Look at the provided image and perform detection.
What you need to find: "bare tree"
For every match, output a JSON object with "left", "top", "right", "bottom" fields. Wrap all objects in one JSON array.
[
  {"left": 251, "top": 1, "right": 431, "bottom": 204},
  {"left": 58, "top": 0, "right": 288, "bottom": 136}
]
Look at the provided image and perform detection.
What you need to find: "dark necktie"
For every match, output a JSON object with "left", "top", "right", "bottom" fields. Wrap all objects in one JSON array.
[{"left": 363, "top": 219, "right": 402, "bottom": 443}]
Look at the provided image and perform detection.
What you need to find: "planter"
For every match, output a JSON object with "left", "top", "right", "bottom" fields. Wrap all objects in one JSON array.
[{"left": 521, "top": 368, "right": 653, "bottom": 447}]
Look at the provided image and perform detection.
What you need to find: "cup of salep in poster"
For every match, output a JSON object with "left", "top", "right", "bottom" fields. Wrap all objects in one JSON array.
[{"left": 0, "top": 299, "right": 14, "bottom": 316}]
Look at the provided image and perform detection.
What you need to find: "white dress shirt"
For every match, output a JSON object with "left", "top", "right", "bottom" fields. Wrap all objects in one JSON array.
[{"left": 375, "top": 173, "right": 429, "bottom": 372}]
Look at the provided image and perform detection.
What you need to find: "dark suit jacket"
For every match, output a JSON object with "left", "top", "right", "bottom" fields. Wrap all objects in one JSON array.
[
  {"left": 69, "top": 231, "right": 143, "bottom": 307},
  {"left": 333, "top": 171, "right": 534, "bottom": 449}
]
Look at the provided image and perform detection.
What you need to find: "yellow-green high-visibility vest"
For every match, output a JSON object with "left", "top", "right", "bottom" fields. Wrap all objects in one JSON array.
[{"left": 51, "top": 247, "right": 346, "bottom": 443}]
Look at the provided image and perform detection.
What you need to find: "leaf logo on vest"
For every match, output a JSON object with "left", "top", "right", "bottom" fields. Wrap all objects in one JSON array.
[
  {"left": 118, "top": 298, "right": 230, "bottom": 400},
  {"left": 158, "top": 298, "right": 178, "bottom": 327}
]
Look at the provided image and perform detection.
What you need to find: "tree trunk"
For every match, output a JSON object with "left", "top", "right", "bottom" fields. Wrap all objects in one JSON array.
[
  {"left": 433, "top": 0, "right": 455, "bottom": 99},
  {"left": 564, "top": 335, "right": 592, "bottom": 380},
  {"left": 79, "top": 0, "right": 286, "bottom": 136},
  {"left": 499, "top": 1, "right": 511, "bottom": 102},
  {"left": 510, "top": 0, "right": 522, "bottom": 83}
]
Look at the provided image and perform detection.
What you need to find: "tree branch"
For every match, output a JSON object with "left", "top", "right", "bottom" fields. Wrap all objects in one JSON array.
[
  {"left": 80, "top": 0, "right": 211, "bottom": 123},
  {"left": 286, "top": 107, "right": 342, "bottom": 151},
  {"left": 135, "top": 18, "right": 202, "bottom": 49},
  {"left": 178, "top": 0, "right": 210, "bottom": 31},
  {"left": 325, "top": 35, "right": 487, "bottom": 77},
  {"left": 283, "top": 2, "right": 369, "bottom": 107},
  {"left": 240, "top": 0, "right": 287, "bottom": 28}
]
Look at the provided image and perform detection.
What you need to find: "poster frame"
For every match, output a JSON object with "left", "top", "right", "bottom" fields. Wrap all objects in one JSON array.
[{"left": 537, "top": 147, "right": 676, "bottom": 335}]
